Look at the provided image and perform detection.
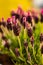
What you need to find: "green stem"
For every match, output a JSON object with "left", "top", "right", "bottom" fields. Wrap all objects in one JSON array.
[
  {"left": 32, "top": 45, "right": 38, "bottom": 63},
  {"left": 18, "top": 56, "right": 25, "bottom": 62},
  {"left": 26, "top": 47, "right": 32, "bottom": 65},
  {"left": 11, "top": 59, "right": 15, "bottom": 65},
  {"left": 9, "top": 49, "right": 16, "bottom": 59},
  {"left": 26, "top": 47, "right": 28, "bottom": 55},
  {"left": 17, "top": 36, "right": 23, "bottom": 57},
  {"left": 27, "top": 60, "right": 32, "bottom": 65},
  {"left": 24, "top": 28, "right": 27, "bottom": 39},
  {"left": 42, "top": 54, "right": 43, "bottom": 65}
]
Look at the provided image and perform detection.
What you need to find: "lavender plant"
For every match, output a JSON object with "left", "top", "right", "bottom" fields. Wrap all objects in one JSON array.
[{"left": 0, "top": 9, "right": 43, "bottom": 65}]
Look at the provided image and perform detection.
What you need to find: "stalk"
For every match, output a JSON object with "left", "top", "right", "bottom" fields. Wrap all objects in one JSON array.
[{"left": 17, "top": 36, "right": 23, "bottom": 57}]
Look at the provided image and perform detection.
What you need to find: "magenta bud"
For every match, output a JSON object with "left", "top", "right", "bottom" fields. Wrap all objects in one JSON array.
[
  {"left": 24, "top": 40, "right": 28, "bottom": 48},
  {"left": 17, "top": 9, "right": 20, "bottom": 15},
  {"left": 30, "top": 36, "right": 34, "bottom": 46},
  {"left": 12, "top": 16, "right": 16, "bottom": 24},
  {"left": 23, "top": 17, "right": 26, "bottom": 22},
  {"left": 28, "top": 11, "right": 31, "bottom": 16},
  {"left": 18, "top": 6, "right": 22, "bottom": 12},
  {"left": 12, "top": 16, "right": 15, "bottom": 18},
  {"left": 40, "top": 33, "right": 43, "bottom": 42},
  {"left": 41, "top": 9, "right": 43, "bottom": 15},
  {"left": 7, "top": 18, "right": 11, "bottom": 23},
  {"left": 17, "top": 6, "right": 23, "bottom": 15}
]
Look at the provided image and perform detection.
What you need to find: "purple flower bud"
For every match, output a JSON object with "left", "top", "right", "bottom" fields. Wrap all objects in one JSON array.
[
  {"left": 26, "top": 16, "right": 32, "bottom": 25},
  {"left": 27, "top": 53, "right": 31, "bottom": 61},
  {"left": 40, "top": 9, "right": 43, "bottom": 22},
  {"left": 11, "top": 10, "right": 20, "bottom": 20},
  {"left": 7, "top": 18, "right": 11, "bottom": 23},
  {"left": 17, "top": 6, "right": 23, "bottom": 16},
  {"left": 41, "top": 45, "right": 43, "bottom": 54},
  {"left": 34, "top": 16, "right": 39, "bottom": 23},
  {"left": 15, "top": 48, "right": 20, "bottom": 57},
  {"left": 1, "top": 17, "right": 6, "bottom": 27},
  {"left": 23, "top": 17, "right": 26, "bottom": 22},
  {"left": 20, "top": 16, "right": 26, "bottom": 28},
  {"left": 40, "top": 14, "right": 43, "bottom": 22},
  {"left": 40, "top": 9, "right": 43, "bottom": 15},
  {"left": 24, "top": 40, "right": 28, "bottom": 48},
  {"left": 12, "top": 16, "right": 16, "bottom": 24},
  {"left": 2, "top": 35, "right": 7, "bottom": 40},
  {"left": 27, "top": 28, "right": 33, "bottom": 37},
  {"left": 11, "top": 10, "right": 16, "bottom": 16},
  {"left": 7, "top": 18, "right": 12, "bottom": 30},
  {"left": 16, "top": 14, "right": 20, "bottom": 20},
  {"left": 30, "top": 36, "right": 34, "bottom": 46},
  {"left": 7, "top": 23, "right": 12, "bottom": 30},
  {"left": 21, "top": 16, "right": 26, "bottom": 28},
  {"left": 40, "top": 33, "right": 43, "bottom": 43},
  {"left": 4, "top": 41, "right": 10, "bottom": 49},
  {"left": 13, "top": 23, "right": 21, "bottom": 36}
]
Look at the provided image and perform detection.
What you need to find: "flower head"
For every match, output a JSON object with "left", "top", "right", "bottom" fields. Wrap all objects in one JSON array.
[
  {"left": 24, "top": 40, "right": 28, "bottom": 48},
  {"left": 13, "top": 23, "right": 21, "bottom": 36},
  {"left": 11, "top": 10, "right": 16, "bottom": 16},
  {"left": 40, "top": 9, "right": 43, "bottom": 15},
  {"left": 27, "top": 27, "right": 33, "bottom": 38},
  {"left": 15, "top": 48, "right": 20, "bottom": 57},
  {"left": 40, "top": 33, "right": 43, "bottom": 43},
  {"left": 7, "top": 17, "right": 11, "bottom": 23},
  {"left": 1, "top": 17, "right": 6, "bottom": 27},
  {"left": 30, "top": 36, "right": 34, "bottom": 46},
  {"left": 4, "top": 41, "right": 10, "bottom": 49},
  {"left": 41, "top": 45, "right": 43, "bottom": 54},
  {"left": 7, "top": 18, "right": 12, "bottom": 30}
]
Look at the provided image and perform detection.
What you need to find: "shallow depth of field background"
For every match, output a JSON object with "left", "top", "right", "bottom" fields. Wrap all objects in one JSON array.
[
  {"left": 0, "top": 0, "right": 32, "bottom": 19},
  {"left": 0, "top": 0, "right": 43, "bottom": 63}
]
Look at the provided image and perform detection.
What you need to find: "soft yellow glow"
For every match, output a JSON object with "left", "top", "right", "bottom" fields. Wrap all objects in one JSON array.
[{"left": 0, "top": 0, "right": 32, "bottom": 19}]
